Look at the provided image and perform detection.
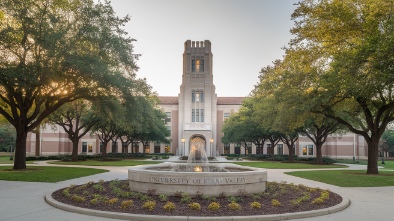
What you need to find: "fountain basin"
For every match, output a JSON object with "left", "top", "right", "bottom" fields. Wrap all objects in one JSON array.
[{"left": 128, "top": 163, "right": 267, "bottom": 196}]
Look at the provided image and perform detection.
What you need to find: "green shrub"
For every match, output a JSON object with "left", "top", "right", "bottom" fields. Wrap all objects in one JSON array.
[
  {"left": 163, "top": 201, "right": 175, "bottom": 211},
  {"left": 142, "top": 201, "right": 156, "bottom": 211},
  {"left": 321, "top": 190, "right": 330, "bottom": 199},
  {"left": 271, "top": 199, "right": 281, "bottom": 207},
  {"left": 139, "top": 194, "right": 152, "bottom": 202},
  {"left": 208, "top": 202, "right": 220, "bottom": 211},
  {"left": 107, "top": 198, "right": 118, "bottom": 205},
  {"left": 158, "top": 194, "right": 168, "bottom": 202},
  {"left": 62, "top": 188, "right": 71, "bottom": 197},
  {"left": 120, "top": 200, "right": 133, "bottom": 208},
  {"left": 188, "top": 202, "right": 201, "bottom": 210},
  {"left": 228, "top": 201, "right": 241, "bottom": 210},
  {"left": 311, "top": 197, "right": 324, "bottom": 205},
  {"left": 181, "top": 193, "right": 192, "bottom": 203},
  {"left": 90, "top": 198, "right": 99, "bottom": 205},
  {"left": 92, "top": 183, "right": 105, "bottom": 192},
  {"left": 252, "top": 194, "right": 261, "bottom": 200},
  {"left": 71, "top": 194, "right": 86, "bottom": 203},
  {"left": 250, "top": 201, "right": 261, "bottom": 209},
  {"left": 227, "top": 195, "right": 243, "bottom": 203}
]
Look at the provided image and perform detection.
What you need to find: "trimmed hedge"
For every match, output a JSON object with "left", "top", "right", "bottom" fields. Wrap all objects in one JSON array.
[
  {"left": 25, "top": 152, "right": 174, "bottom": 161},
  {"left": 244, "top": 154, "right": 336, "bottom": 165}
]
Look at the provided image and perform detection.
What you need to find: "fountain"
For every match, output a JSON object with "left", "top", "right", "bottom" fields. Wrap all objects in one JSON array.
[{"left": 128, "top": 143, "right": 267, "bottom": 196}]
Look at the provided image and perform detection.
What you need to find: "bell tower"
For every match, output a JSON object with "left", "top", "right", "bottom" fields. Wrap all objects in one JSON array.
[{"left": 178, "top": 40, "right": 217, "bottom": 156}]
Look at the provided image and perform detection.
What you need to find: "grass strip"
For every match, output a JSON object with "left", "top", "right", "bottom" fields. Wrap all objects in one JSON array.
[
  {"left": 286, "top": 170, "right": 394, "bottom": 187},
  {"left": 234, "top": 161, "right": 347, "bottom": 169},
  {"left": 0, "top": 166, "right": 108, "bottom": 182},
  {"left": 0, "top": 156, "right": 34, "bottom": 164},
  {"left": 48, "top": 159, "right": 160, "bottom": 166}
]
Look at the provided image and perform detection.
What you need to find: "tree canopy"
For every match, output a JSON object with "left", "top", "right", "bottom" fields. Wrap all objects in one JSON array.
[{"left": 0, "top": 0, "right": 140, "bottom": 169}]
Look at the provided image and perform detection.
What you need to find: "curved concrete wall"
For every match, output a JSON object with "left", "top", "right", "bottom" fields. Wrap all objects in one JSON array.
[{"left": 128, "top": 163, "right": 267, "bottom": 196}]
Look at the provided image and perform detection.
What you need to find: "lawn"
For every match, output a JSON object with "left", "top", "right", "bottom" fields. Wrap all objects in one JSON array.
[
  {"left": 0, "top": 156, "right": 34, "bottom": 164},
  {"left": 286, "top": 170, "right": 394, "bottom": 187},
  {"left": 234, "top": 161, "right": 347, "bottom": 169},
  {"left": 0, "top": 166, "right": 108, "bottom": 182},
  {"left": 48, "top": 159, "right": 161, "bottom": 166},
  {"left": 334, "top": 159, "right": 394, "bottom": 170}
]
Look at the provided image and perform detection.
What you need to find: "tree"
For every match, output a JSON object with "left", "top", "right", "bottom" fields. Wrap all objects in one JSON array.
[
  {"left": 48, "top": 99, "right": 99, "bottom": 161},
  {"left": 300, "top": 118, "right": 343, "bottom": 164},
  {"left": 0, "top": 0, "right": 138, "bottom": 169},
  {"left": 135, "top": 100, "right": 170, "bottom": 153},
  {"left": 0, "top": 121, "right": 15, "bottom": 152},
  {"left": 382, "top": 130, "right": 394, "bottom": 157},
  {"left": 221, "top": 114, "right": 250, "bottom": 154},
  {"left": 289, "top": 0, "right": 394, "bottom": 174},
  {"left": 279, "top": 129, "right": 299, "bottom": 162}
]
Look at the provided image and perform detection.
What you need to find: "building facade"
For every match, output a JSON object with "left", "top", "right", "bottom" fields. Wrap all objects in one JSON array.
[{"left": 25, "top": 40, "right": 368, "bottom": 160}]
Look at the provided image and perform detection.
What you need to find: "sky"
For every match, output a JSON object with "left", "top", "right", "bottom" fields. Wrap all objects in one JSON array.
[{"left": 110, "top": 0, "right": 299, "bottom": 97}]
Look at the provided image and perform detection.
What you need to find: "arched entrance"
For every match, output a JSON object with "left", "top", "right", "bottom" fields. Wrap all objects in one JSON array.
[{"left": 189, "top": 134, "right": 206, "bottom": 153}]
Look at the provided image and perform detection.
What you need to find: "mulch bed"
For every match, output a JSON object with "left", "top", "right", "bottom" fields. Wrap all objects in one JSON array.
[{"left": 52, "top": 180, "right": 342, "bottom": 217}]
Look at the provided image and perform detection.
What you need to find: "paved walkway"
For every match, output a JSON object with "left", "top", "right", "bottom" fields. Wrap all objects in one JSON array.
[{"left": 0, "top": 160, "right": 393, "bottom": 221}]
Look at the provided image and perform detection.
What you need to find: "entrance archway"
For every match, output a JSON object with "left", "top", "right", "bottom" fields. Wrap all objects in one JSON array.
[{"left": 189, "top": 134, "right": 206, "bottom": 153}]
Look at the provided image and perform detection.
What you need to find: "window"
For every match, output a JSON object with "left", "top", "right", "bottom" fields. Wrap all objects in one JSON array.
[
  {"left": 82, "top": 142, "right": 87, "bottom": 153},
  {"left": 224, "top": 143, "right": 230, "bottom": 154},
  {"left": 234, "top": 144, "right": 241, "bottom": 154},
  {"left": 277, "top": 144, "right": 283, "bottom": 155},
  {"left": 267, "top": 144, "right": 274, "bottom": 155},
  {"left": 308, "top": 144, "right": 314, "bottom": 155},
  {"left": 224, "top": 113, "right": 230, "bottom": 120},
  {"left": 100, "top": 142, "right": 104, "bottom": 153},
  {"left": 192, "top": 109, "right": 204, "bottom": 122},
  {"left": 196, "top": 59, "right": 200, "bottom": 72},
  {"left": 246, "top": 142, "right": 252, "bottom": 154},
  {"left": 88, "top": 144, "right": 93, "bottom": 152},
  {"left": 154, "top": 142, "right": 160, "bottom": 153},
  {"left": 165, "top": 112, "right": 171, "bottom": 124},
  {"left": 133, "top": 142, "right": 139, "bottom": 153},
  {"left": 144, "top": 143, "right": 150, "bottom": 153},
  {"left": 302, "top": 144, "right": 314, "bottom": 155},
  {"left": 256, "top": 143, "right": 263, "bottom": 154},
  {"left": 166, "top": 126, "right": 171, "bottom": 135},
  {"left": 192, "top": 90, "right": 204, "bottom": 103},
  {"left": 165, "top": 143, "right": 171, "bottom": 153},
  {"left": 112, "top": 141, "right": 118, "bottom": 153},
  {"left": 192, "top": 59, "right": 204, "bottom": 72}
]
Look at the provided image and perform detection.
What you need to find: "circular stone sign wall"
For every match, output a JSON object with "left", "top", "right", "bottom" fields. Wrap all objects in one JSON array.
[{"left": 128, "top": 163, "right": 267, "bottom": 196}]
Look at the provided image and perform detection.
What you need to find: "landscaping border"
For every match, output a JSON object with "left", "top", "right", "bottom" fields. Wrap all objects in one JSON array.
[{"left": 45, "top": 192, "right": 350, "bottom": 221}]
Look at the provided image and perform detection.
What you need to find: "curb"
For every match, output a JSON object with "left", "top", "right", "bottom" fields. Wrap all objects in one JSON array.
[{"left": 45, "top": 193, "right": 350, "bottom": 221}]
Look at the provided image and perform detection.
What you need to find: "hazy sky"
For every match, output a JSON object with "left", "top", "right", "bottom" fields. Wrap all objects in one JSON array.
[{"left": 110, "top": 0, "right": 299, "bottom": 97}]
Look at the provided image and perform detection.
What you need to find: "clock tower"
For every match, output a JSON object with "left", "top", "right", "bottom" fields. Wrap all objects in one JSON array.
[{"left": 178, "top": 40, "right": 217, "bottom": 156}]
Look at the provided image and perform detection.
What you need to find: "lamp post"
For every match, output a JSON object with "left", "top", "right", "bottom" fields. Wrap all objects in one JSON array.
[
  {"left": 210, "top": 138, "right": 214, "bottom": 157},
  {"left": 381, "top": 141, "right": 385, "bottom": 164},
  {"left": 9, "top": 145, "right": 13, "bottom": 161},
  {"left": 181, "top": 138, "right": 185, "bottom": 156}
]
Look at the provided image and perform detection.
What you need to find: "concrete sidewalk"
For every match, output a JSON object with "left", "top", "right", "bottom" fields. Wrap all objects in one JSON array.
[{"left": 0, "top": 163, "right": 393, "bottom": 221}]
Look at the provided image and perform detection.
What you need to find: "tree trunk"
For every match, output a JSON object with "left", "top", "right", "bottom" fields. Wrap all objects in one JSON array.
[
  {"left": 315, "top": 141, "right": 323, "bottom": 164},
  {"left": 71, "top": 138, "right": 79, "bottom": 161},
  {"left": 13, "top": 130, "right": 27, "bottom": 170},
  {"left": 35, "top": 127, "right": 41, "bottom": 156},
  {"left": 102, "top": 141, "right": 108, "bottom": 159},
  {"left": 366, "top": 138, "right": 379, "bottom": 174},
  {"left": 288, "top": 145, "right": 294, "bottom": 162}
]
